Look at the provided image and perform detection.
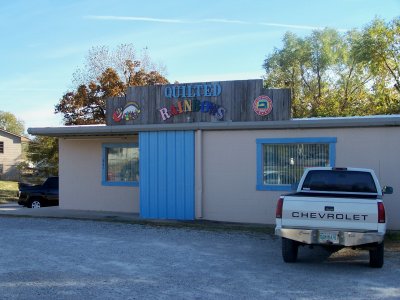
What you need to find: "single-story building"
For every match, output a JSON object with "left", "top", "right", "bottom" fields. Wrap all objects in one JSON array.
[
  {"left": 0, "top": 129, "right": 30, "bottom": 180},
  {"left": 29, "top": 79, "right": 400, "bottom": 229}
]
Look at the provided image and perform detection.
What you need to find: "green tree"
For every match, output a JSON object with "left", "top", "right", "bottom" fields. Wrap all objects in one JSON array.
[
  {"left": 300, "top": 29, "right": 343, "bottom": 116},
  {"left": 354, "top": 18, "right": 400, "bottom": 94},
  {"left": 332, "top": 30, "right": 372, "bottom": 115},
  {"left": 263, "top": 29, "right": 349, "bottom": 117},
  {"left": 26, "top": 136, "right": 58, "bottom": 178},
  {"left": 55, "top": 44, "right": 169, "bottom": 125},
  {"left": 0, "top": 111, "right": 25, "bottom": 136},
  {"left": 263, "top": 17, "right": 400, "bottom": 117},
  {"left": 353, "top": 17, "right": 400, "bottom": 114},
  {"left": 263, "top": 32, "right": 306, "bottom": 116}
]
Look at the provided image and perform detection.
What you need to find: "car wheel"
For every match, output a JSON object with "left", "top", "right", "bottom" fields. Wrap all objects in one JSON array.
[
  {"left": 369, "top": 242, "right": 384, "bottom": 268},
  {"left": 29, "top": 199, "right": 42, "bottom": 209},
  {"left": 282, "top": 237, "right": 299, "bottom": 263}
]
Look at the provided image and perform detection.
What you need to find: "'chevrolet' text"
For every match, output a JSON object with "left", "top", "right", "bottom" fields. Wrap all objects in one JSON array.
[{"left": 291, "top": 211, "right": 368, "bottom": 221}]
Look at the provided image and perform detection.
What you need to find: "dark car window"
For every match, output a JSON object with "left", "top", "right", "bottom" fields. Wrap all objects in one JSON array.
[
  {"left": 302, "top": 170, "right": 377, "bottom": 193},
  {"left": 44, "top": 177, "right": 59, "bottom": 189}
]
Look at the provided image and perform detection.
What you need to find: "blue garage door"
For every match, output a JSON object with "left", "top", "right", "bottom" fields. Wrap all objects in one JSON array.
[{"left": 139, "top": 131, "right": 194, "bottom": 220}]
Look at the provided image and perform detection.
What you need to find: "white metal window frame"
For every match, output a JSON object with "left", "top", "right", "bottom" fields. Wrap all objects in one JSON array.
[{"left": 256, "top": 137, "right": 337, "bottom": 191}]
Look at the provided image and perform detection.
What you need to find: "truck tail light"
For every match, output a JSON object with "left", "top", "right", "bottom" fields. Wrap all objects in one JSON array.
[
  {"left": 378, "top": 202, "right": 385, "bottom": 223},
  {"left": 276, "top": 197, "right": 284, "bottom": 219}
]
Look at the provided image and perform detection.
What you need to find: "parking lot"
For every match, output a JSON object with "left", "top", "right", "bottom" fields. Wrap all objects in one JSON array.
[{"left": 0, "top": 217, "right": 399, "bottom": 299}]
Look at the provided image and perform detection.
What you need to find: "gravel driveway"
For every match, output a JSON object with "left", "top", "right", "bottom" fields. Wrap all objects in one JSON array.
[{"left": 0, "top": 217, "right": 399, "bottom": 300}]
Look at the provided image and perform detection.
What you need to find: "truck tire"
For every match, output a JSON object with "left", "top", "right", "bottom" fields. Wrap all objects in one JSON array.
[
  {"left": 369, "top": 242, "right": 384, "bottom": 268},
  {"left": 29, "top": 198, "right": 42, "bottom": 209},
  {"left": 282, "top": 237, "right": 298, "bottom": 263}
]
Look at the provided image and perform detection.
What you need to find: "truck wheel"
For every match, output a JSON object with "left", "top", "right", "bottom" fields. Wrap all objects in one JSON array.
[
  {"left": 369, "top": 242, "right": 384, "bottom": 268},
  {"left": 29, "top": 199, "right": 42, "bottom": 209},
  {"left": 282, "top": 237, "right": 298, "bottom": 263}
]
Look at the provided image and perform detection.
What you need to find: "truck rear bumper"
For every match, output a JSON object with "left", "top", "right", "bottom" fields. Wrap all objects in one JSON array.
[{"left": 275, "top": 228, "right": 384, "bottom": 247}]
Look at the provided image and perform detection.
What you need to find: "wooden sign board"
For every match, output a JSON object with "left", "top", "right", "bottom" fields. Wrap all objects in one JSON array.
[{"left": 106, "top": 79, "right": 291, "bottom": 126}]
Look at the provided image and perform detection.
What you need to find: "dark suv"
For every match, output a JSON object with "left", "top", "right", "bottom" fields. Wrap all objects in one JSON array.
[{"left": 18, "top": 177, "right": 59, "bottom": 208}]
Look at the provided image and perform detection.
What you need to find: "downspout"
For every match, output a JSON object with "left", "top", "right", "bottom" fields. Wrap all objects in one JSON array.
[{"left": 195, "top": 129, "right": 203, "bottom": 219}]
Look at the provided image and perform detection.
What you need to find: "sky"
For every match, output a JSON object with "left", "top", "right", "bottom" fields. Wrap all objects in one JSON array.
[{"left": 0, "top": 0, "right": 399, "bottom": 132}]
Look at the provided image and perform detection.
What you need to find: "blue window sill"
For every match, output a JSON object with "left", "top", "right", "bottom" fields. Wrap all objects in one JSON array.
[
  {"left": 102, "top": 181, "right": 139, "bottom": 187},
  {"left": 256, "top": 184, "right": 293, "bottom": 191}
]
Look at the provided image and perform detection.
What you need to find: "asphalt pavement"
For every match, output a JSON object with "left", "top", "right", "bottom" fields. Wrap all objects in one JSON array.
[{"left": 0, "top": 216, "right": 399, "bottom": 299}]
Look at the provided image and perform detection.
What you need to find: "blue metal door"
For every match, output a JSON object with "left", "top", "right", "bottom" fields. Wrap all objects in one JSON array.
[{"left": 139, "top": 131, "right": 194, "bottom": 220}]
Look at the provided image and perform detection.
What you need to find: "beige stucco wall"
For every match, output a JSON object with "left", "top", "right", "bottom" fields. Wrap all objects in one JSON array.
[
  {"left": 57, "top": 126, "right": 400, "bottom": 229},
  {"left": 199, "top": 127, "right": 400, "bottom": 230},
  {"left": 59, "top": 136, "right": 139, "bottom": 213}
]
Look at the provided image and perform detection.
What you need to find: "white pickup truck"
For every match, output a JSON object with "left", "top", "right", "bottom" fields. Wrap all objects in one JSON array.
[{"left": 275, "top": 167, "right": 393, "bottom": 268}]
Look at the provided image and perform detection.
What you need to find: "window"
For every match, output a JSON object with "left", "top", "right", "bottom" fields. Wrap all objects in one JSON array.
[
  {"left": 0, "top": 164, "right": 3, "bottom": 174},
  {"left": 302, "top": 170, "right": 377, "bottom": 193},
  {"left": 0, "top": 141, "right": 3, "bottom": 153},
  {"left": 256, "top": 137, "right": 337, "bottom": 191},
  {"left": 102, "top": 143, "right": 139, "bottom": 186}
]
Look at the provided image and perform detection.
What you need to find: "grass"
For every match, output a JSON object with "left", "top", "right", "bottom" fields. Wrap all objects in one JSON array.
[{"left": 0, "top": 181, "right": 19, "bottom": 204}]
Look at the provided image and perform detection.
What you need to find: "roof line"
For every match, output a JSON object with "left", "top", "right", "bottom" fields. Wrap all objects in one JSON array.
[
  {"left": 28, "top": 115, "right": 400, "bottom": 137},
  {"left": 0, "top": 128, "right": 30, "bottom": 140}
]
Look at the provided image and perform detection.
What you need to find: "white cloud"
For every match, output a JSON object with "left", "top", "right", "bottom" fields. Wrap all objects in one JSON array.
[
  {"left": 84, "top": 15, "right": 347, "bottom": 31},
  {"left": 84, "top": 15, "right": 185, "bottom": 23},
  {"left": 258, "top": 22, "right": 347, "bottom": 32},
  {"left": 203, "top": 18, "right": 250, "bottom": 25},
  {"left": 258, "top": 22, "right": 325, "bottom": 31}
]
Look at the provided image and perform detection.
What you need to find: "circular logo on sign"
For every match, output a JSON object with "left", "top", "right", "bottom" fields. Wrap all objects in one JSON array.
[{"left": 253, "top": 95, "right": 273, "bottom": 116}]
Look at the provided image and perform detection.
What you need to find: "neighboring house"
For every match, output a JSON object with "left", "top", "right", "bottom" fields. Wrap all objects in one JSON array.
[{"left": 0, "top": 129, "right": 29, "bottom": 180}]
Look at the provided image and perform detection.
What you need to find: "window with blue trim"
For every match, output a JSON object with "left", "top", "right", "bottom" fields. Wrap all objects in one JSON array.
[
  {"left": 102, "top": 143, "right": 139, "bottom": 186},
  {"left": 256, "top": 137, "right": 337, "bottom": 191}
]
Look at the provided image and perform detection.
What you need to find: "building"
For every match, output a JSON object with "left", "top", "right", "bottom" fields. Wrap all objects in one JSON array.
[
  {"left": 29, "top": 79, "right": 400, "bottom": 229},
  {"left": 0, "top": 129, "right": 29, "bottom": 180}
]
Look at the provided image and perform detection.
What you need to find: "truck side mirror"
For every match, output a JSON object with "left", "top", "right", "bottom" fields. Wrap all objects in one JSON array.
[{"left": 382, "top": 186, "right": 393, "bottom": 195}]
